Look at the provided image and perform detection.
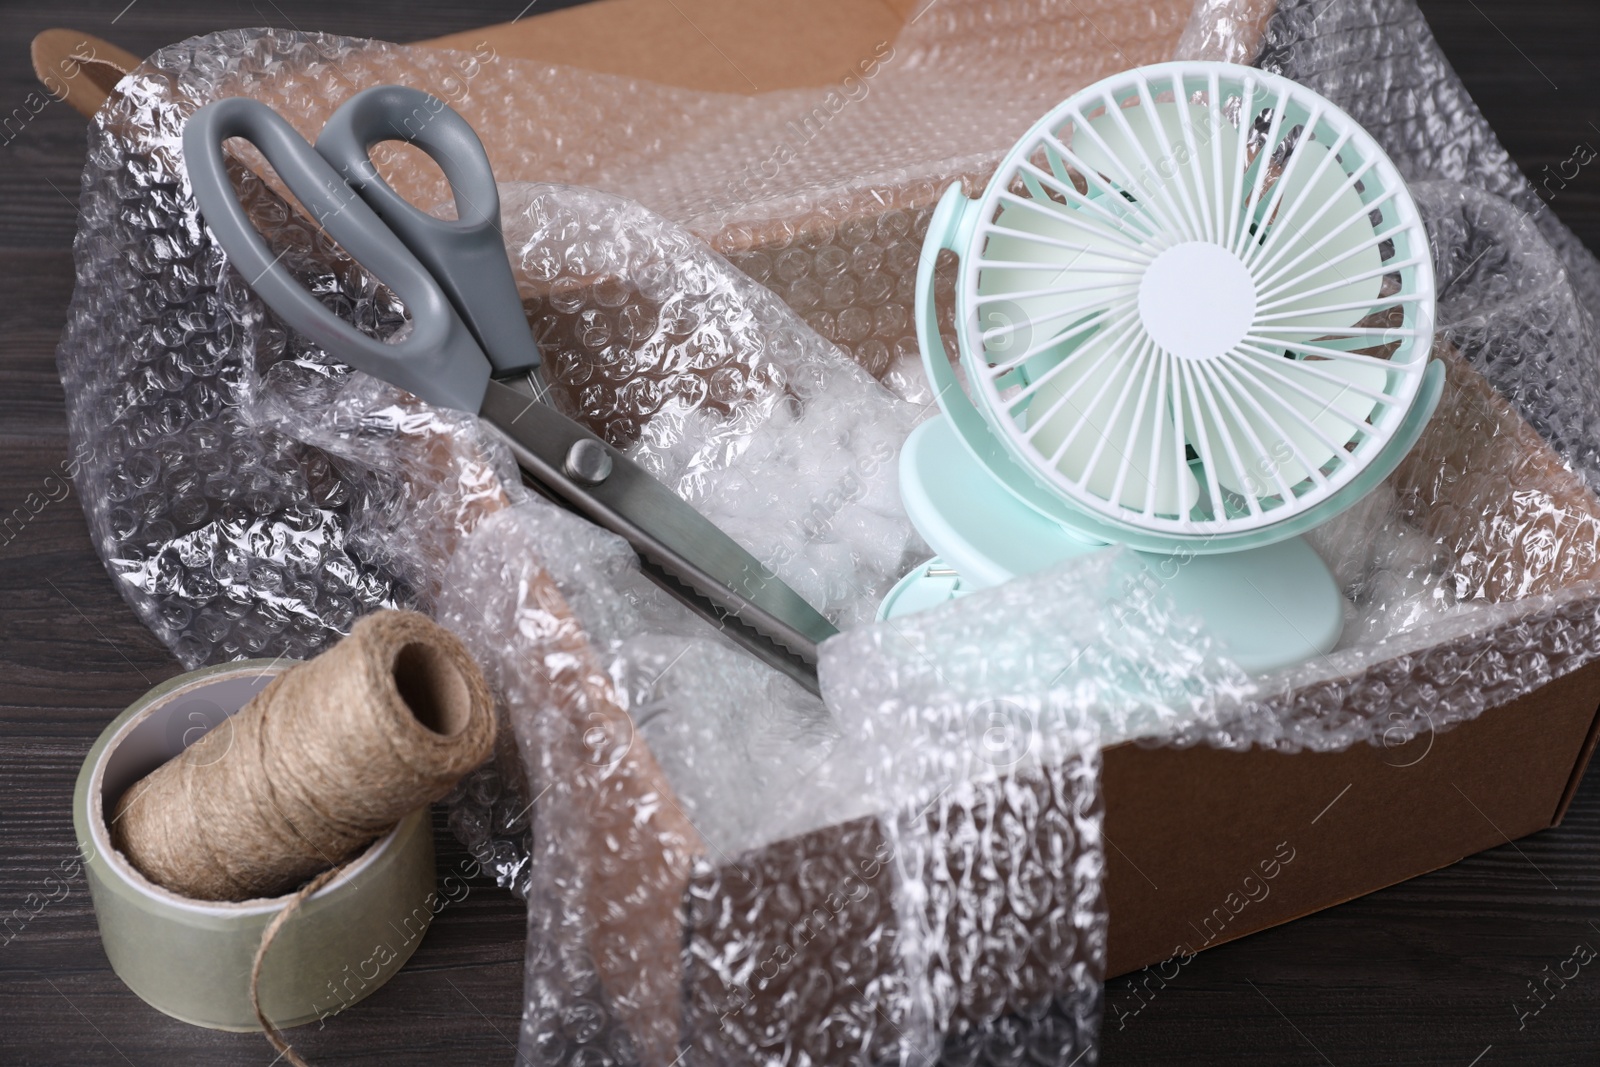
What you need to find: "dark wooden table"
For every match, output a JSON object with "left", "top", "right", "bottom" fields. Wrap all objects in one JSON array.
[{"left": 2, "top": 1, "right": 1597, "bottom": 1063}]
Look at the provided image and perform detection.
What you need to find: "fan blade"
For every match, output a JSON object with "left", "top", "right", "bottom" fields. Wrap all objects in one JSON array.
[
  {"left": 977, "top": 201, "right": 1139, "bottom": 359},
  {"left": 1026, "top": 332, "right": 1199, "bottom": 515},
  {"left": 1253, "top": 137, "right": 1385, "bottom": 331},
  {"left": 1205, "top": 351, "right": 1387, "bottom": 496},
  {"left": 1072, "top": 101, "right": 1242, "bottom": 228}
]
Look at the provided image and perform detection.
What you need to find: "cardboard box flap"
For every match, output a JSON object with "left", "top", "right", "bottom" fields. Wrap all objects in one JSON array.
[{"left": 423, "top": 0, "right": 909, "bottom": 93}]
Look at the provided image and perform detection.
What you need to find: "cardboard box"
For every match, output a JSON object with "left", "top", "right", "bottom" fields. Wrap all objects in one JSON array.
[{"left": 423, "top": 0, "right": 1600, "bottom": 987}]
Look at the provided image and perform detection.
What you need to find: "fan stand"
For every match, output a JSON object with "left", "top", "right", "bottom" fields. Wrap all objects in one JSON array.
[{"left": 886, "top": 416, "right": 1344, "bottom": 674}]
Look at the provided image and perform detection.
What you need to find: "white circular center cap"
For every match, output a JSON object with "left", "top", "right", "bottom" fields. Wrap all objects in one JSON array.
[{"left": 1137, "top": 241, "right": 1256, "bottom": 361}]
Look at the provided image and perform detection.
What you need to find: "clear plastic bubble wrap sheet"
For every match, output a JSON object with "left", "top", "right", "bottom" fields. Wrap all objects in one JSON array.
[{"left": 50, "top": 0, "right": 1600, "bottom": 1062}]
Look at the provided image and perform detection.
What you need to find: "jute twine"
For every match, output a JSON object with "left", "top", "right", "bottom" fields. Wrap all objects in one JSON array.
[
  {"left": 252, "top": 863, "right": 344, "bottom": 1066},
  {"left": 112, "top": 609, "right": 494, "bottom": 900},
  {"left": 109, "top": 609, "right": 496, "bottom": 1063}
]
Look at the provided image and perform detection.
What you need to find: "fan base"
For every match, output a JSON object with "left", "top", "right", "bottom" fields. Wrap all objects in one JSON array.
[
  {"left": 880, "top": 543, "right": 1343, "bottom": 675},
  {"left": 890, "top": 418, "right": 1344, "bottom": 673}
]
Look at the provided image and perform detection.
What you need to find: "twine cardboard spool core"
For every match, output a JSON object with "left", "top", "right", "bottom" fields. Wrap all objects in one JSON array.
[
  {"left": 395, "top": 641, "right": 473, "bottom": 736},
  {"left": 110, "top": 610, "right": 495, "bottom": 903}
]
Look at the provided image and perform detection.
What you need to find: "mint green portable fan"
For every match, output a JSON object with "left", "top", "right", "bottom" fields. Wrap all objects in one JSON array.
[{"left": 881, "top": 62, "right": 1444, "bottom": 672}]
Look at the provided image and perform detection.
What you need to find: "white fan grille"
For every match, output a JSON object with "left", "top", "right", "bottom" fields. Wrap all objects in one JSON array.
[{"left": 958, "top": 62, "right": 1434, "bottom": 539}]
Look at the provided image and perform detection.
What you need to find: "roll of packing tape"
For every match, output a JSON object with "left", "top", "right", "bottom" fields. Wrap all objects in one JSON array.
[{"left": 73, "top": 660, "right": 437, "bottom": 1032}]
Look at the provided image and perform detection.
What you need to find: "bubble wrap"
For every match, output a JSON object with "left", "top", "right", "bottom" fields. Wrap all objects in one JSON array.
[{"left": 51, "top": 0, "right": 1600, "bottom": 1062}]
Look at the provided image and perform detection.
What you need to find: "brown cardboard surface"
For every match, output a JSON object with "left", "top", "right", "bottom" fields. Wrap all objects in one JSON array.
[
  {"left": 35, "top": 1, "right": 912, "bottom": 119},
  {"left": 29, "top": 28, "right": 139, "bottom": 119},
  {"left": 1556, "top": 685, "right": 1600, "bottom": 822},
  {"left": 1394, "top": 347, "right": 1600, "bottom": 601},
  {"left": 1101, "top": 656, "right": 1600, "bottom": 977},
  {"left": 421, "top": 0, "right": 909, "bottom": 93}
]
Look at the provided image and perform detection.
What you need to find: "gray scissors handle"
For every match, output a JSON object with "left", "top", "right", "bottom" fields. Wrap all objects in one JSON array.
[
  {"left": 183, "top": 96, "right": 493, "bottom": 412},
  {"left": 315, "top": 86, "right": 541, "bottom": 379}
]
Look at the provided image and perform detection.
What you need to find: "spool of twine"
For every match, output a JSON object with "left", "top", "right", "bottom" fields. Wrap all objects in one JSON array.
[{"left": 110, "top": 609, "right": 495, "bottom": 903}]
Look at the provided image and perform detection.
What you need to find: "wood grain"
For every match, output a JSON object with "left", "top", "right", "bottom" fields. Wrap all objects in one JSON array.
[{"left": 1, "top": 1, "right": 1598, "bottom": 1064}]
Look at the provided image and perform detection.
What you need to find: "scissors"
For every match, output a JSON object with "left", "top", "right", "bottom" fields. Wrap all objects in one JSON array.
[{"left": 183, "top": 85, "right": 836, "bottom": 693}]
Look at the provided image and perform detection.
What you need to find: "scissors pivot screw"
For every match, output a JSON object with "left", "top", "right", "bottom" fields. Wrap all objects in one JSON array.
[{"left": 563, "top": 439, "right": 614, "bottom": 486}]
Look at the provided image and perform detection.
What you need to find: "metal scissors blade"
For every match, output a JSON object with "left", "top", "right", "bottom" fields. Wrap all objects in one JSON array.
[
  {"left": 182, "top": 87, "right": 839, "bottom": 690},
  {"left": 480, "top": 379, "right": 837, "bottom": 664}
]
